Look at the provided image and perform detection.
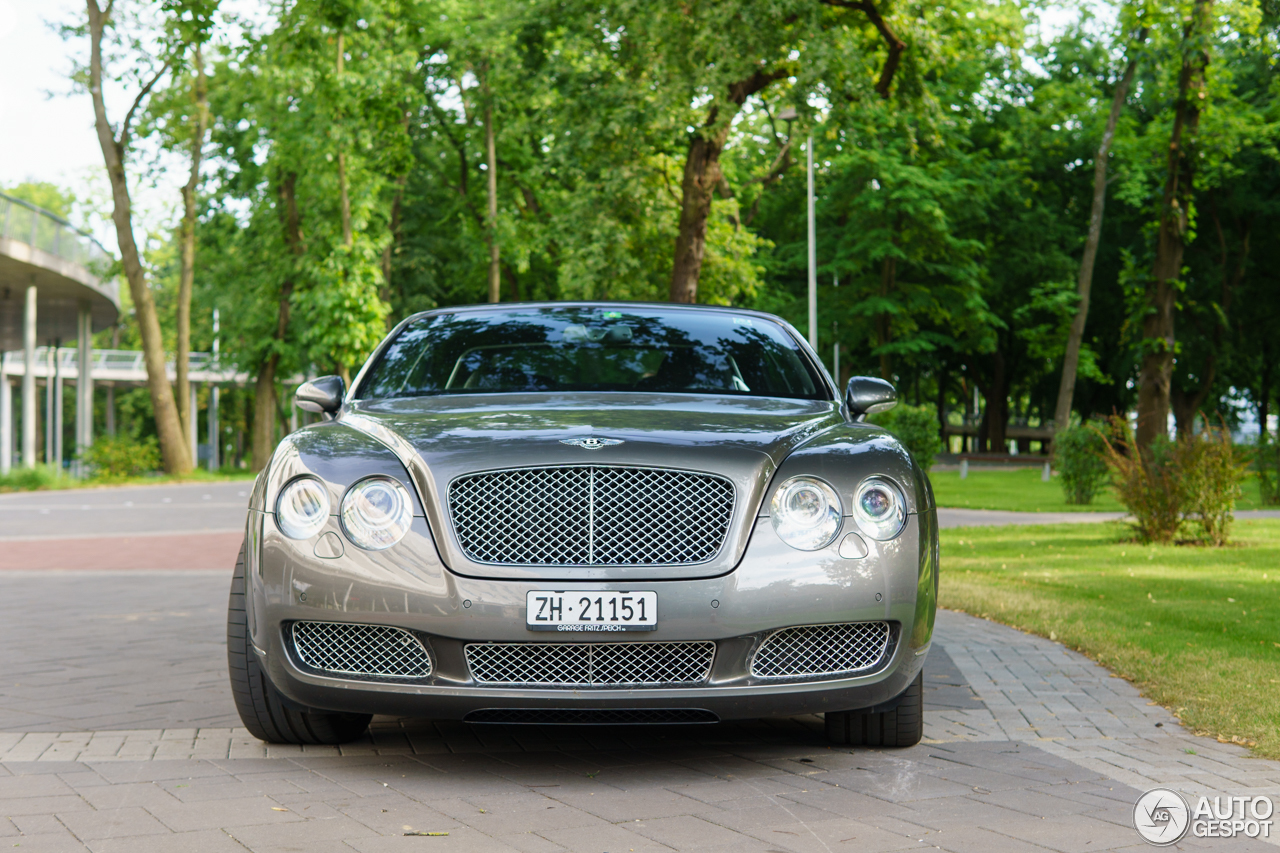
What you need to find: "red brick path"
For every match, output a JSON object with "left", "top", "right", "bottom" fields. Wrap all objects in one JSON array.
[{"left": 0, "top": 531, "right": 244, "bottom": 571}]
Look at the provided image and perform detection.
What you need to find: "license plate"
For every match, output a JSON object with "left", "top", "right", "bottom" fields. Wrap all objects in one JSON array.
[{"left": 526, "top": 591, "right": 658, "bottom": 632}]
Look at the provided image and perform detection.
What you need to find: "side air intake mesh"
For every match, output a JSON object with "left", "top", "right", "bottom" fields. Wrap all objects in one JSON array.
[
  {"left": 291, "top": 621, "right": 432, "bottom": 679},
  {"left": 751, "top": 621, "right": 891, "bottom": 679}
]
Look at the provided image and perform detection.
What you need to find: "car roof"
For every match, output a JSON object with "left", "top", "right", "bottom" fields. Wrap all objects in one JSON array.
[{"left": 401, "top": 301, "right": 789, "bottom": 324}]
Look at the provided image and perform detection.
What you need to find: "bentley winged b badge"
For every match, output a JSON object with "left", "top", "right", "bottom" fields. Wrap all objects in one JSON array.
[{"left": 560, "top": 437, "right": 624, "bottom": 450}]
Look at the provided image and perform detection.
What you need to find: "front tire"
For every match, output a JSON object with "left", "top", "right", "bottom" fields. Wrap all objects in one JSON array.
[
  {"left": 227, "top": 542, "right": 372, "bottom": 745},
  {"left": 825, "top": 669, "right": 924, "bottom": 747}
]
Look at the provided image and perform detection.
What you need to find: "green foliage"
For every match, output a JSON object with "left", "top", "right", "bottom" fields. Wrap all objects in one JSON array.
[
  {"left": 868, "top": 404, "right": 943, "bottom": 471},
  {"left": 1098, "top": 420, "right": 1186, "bottom": 544},
  {"left": 0, "top": 466, "right": 73, "bottom": 494},
  {"left": 1177, "top": 427, "right": 1247, "bottom": 547},
  {"left": 1, "top": 182, "right": 76, "bottom": 218},
  {"left": 1054, "top": 424, "right": 1110, "bottom": 505},
  {"left": 1098, "top": 417, "right": 1248, "bottom": 545},
  {"left": 84, "top": 435, "right": 163, "bottom": 480}
]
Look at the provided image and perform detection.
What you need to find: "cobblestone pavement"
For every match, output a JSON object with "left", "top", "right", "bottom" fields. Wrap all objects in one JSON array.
[{"left": 2, "top": 572, "right": 1277, "bottom": 852}]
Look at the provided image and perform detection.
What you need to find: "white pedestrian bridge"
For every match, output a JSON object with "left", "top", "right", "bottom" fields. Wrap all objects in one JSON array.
[{"left": 0, "top": 192, "right": 253, "bottom": 475}]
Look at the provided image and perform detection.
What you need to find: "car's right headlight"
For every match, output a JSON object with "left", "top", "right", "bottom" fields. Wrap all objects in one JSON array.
[
  {"left": 770, "top": 476, "right": 843, "bottom": 551},
  {"left": 340, "top": 476, "right": 414, "bottom": 550},
  {"left": 853, "top": 476, "right": 907, "bottom": 540},
  {"left": 276, "top": 476, "right": 331, "bottom": 539}
]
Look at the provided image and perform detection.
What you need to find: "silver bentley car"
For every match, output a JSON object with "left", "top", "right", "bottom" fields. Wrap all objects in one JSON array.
[{"left": 228, "top": 302, "right": 937, "bottom": 747}]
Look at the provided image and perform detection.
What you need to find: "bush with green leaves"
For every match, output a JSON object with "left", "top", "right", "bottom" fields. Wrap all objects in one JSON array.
[
  {"left": 84, "top": 435, "right": 162, "bottom": 480},
  {"left": 1177, "top": 426, "right": 1247, "bottom": 546},
  {"left": 0, "top": 465, "right": 71, "bottom": 493},
  {"left": 1098, "top": 417, "right": 1246, "bottom": 545},
  {"left": 1054, "top": 423, "right": 1109, "bottom": 504},
  {"left": 868, "top": 403, "right": 944, "bottom": 472}
]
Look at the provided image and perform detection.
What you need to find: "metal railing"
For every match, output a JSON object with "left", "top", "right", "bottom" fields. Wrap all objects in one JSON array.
[
  {"left": 0, "top": 348, "right": 251, "bottom": 384},
  {"left": 0, "top": 192, "right": 111, "bottom": 270}
]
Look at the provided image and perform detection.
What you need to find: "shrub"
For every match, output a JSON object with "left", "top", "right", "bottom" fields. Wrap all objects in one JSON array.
[
  {"left": 84, "top": 434, "right": 161, "bottom": 480},
  {"left": 1178, "top": 425, "right": 1246, "bottom": 546},
  {"left": 1054, "top": 423, "right": 1109, "bottom": 505},
  {"left": 1257, "top": 434, "right": 1280, "bottom": 506},
  {"left": 868, "top": 403, "right": 944, "bottom": 471},
  {"left": 1097, "top": 418, "right": 1183, "bottom": 544},
  {"left": 0, "top": 465, "right": 70, "bottom": 493},
  {"left": 1097, "top": 416, "right": 1247, "bottom": 546}
]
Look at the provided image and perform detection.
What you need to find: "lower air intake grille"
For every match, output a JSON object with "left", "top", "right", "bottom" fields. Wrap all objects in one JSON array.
[
  {"left": 291, "top": 621, "right": 432, "bottom": 679},
  {"left": 465, "top": 641, "right": 715, "bottom": 687},
  {"left": 465, "top": 708, "right": 719, "bottom": 725},
  {"left": 752, "top": 621, "right": 892, "bottom": 679}
]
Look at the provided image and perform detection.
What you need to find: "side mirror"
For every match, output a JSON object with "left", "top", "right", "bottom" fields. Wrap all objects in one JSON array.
[
  {"left": 845, "top": 376, "right": 897, "bottom": 419},
  {"left": 296, "top": 375, "right": 346, "bottom": 417}
]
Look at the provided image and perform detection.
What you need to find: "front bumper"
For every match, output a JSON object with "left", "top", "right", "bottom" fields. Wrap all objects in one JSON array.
[{"left": 244, "top": 507, "right": 937, "bottom": 721}]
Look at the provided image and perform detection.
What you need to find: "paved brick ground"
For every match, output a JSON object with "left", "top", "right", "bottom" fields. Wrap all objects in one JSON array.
[{"left": 1, "top": 572, "right": 1276, "bottom": 852}]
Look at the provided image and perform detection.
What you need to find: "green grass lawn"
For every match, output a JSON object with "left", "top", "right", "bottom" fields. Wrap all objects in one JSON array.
[
  {"left": 0, "top": 465, "right": 257, "bottom": 494},
  {"left": 940, "top": 519, "right": 1280, "bottom": 758},
  {"left": 930, "top": 465, "right": 1268, "bottom": 512}
]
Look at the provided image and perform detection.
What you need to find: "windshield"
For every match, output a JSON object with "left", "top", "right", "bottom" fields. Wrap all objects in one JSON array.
[{"left": 356, "top": 307, "right": 827, "bottom": 401}]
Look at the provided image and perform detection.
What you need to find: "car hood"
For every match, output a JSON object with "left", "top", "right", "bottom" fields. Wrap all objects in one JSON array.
[{"left": 341, "top": 392, "right": 844, "bottom": 581}]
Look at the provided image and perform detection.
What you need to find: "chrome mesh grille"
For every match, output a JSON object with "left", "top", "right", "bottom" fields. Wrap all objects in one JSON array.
[
  {"left": 291, "top": 621, "right": 432, "bottom": 679},
  {"left": 448, "top": 466, "right": 734, "bottom": 566},
  {"left": 751, "top": 622, "right": 891, "bottom": 679},
  {"left": 465, "top": 641, "right": 715, "bottom": 687}
]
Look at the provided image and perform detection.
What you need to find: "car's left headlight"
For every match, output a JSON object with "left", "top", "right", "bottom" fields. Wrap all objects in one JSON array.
[
  {"left": 771, "top": 476, "right": 843, "bottom": 550},
  {"left": 853, "top": 476, "right": 907, "bottom": 540},
  {"left": 340, "top": 476, "right": 414, "bottom": 550}
]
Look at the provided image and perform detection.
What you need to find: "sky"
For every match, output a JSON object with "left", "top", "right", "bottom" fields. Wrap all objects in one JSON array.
[{"left": 0, "top": 1, "right": 108, "bottom": 198}]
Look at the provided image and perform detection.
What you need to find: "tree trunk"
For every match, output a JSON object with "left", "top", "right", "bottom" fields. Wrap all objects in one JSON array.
[
  {"left": 177, "top": 43, "right": 209, "bottom": 445},
  {"left": 485, "top": 92, "right": 500, "bottom": 304},
  {"left": 1136, "top": 0, "right": 1212, "bottom": 449},
  {"left": 253, "top": 172, "right": 302, "bottom": 471},
  {"left": 1260, "top": 341, "right": 1273, "bottom": 442},
  {"left": 86, "top": 0, "right": 191, "bottom": 474},
  {"left": 669, "top": 70, "right": 788, "bottom": 303},
  {"left": 1054, "top": 37, "right": 1143, "bottom": 434},
  {"left": 980, "top": 349, "right": 1008, "bottom": 453}
]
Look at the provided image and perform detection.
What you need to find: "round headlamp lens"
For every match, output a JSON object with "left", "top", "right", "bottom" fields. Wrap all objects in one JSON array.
[
  {"left": 770, "top": 476, "right": 842, "bottom": 551},
  {"left": 340, "top": 477, "right": 413, "bottom": 551},
  {"left": 853, "top": 477, "right": 906, "bottom": 540},
  {"left": 276, "top": 477, "right": 330, "bottom": 539}
]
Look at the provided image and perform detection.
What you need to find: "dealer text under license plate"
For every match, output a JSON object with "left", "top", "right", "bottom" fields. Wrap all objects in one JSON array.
[{"left": 526, "top": 591, "right": 658, "bottom": 632}]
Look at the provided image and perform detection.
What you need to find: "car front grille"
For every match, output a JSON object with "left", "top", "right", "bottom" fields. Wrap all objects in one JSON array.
[
  {"left": 465, "top": 641, "right": 715, "bottom": 687},
  {"left": 447, "top": 466, "right": 735, "bottom": 566},
  {"left": 291, "top": 621, "right": 433, "bottom": 679},
  {"left": 751, "top": 621, "right": 892, "bottom": 679}
]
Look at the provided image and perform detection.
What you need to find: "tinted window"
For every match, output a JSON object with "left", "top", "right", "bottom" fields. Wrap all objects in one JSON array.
[{"left": 357, "top": 307, "right": 826, "bottom": 401}]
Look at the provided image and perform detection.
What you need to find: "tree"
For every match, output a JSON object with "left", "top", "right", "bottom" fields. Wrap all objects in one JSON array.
[
  {"left": 82, "top": 0, "right": 192, "bottom": 474},
  {"left": 1054, "top": 23, "right": 1147, "bottom": 433},
  {"left": 1135, "top": 0, "right": 1214, "bottom": 448}
]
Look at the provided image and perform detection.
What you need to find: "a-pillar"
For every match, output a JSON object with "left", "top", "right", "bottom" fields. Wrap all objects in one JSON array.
[
  {"left": 0, "top": 361, "right": 11, "bottom": 475},
  {"left": 21, "top": 284, "right": 36, "bottom": 467},
  {"left": 74, "top": 303, "right": 93, "bottom": 477}
]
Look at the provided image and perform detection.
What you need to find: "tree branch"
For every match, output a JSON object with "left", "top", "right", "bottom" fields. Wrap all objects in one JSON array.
[
  {"left": 119, "top": 62, "right": 169, "bottom": 149},
  {"left": 820, "top": 0, "right": 906, "bottom": 99}
]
